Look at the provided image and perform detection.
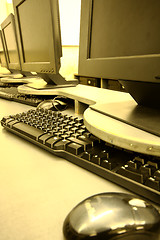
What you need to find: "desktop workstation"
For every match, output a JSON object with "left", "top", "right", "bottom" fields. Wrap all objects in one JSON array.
[
  {"left": 0, "top": 14, "right": 25, "bottom": 80},
  {"left": 0, "top": 12, "right": 55, "bottom": 106},
  {"left": 0, "top": 0, "right": 160, "bottom": 239},
  {"left": 0, "top": 13, "right": 44, "bottom": 83},
  {"left": 0, "top": 13, "right": 50, "bottom": 105}
]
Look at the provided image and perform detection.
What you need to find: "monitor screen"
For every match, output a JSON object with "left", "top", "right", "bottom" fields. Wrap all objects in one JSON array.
[
  {"left": 17, "top": 0, "right": 51, "bottom": 64},
  {"left": 1, "top": 13, "right": 21, "bottom": 71},
  {"left": 79, "top": 0, "right": 160, "bottom": 100},
  {"left": 0, "top": 30, "right": 8, "bottom": 68},
  {"left": 89, "top": 1, "right": 160, "bottom": 59},
  {"left": 13, "top": 0, "right": 78, "bottom": 88},
  {"left": 12, "top": 0, "right": 75, "bottom": 88}
]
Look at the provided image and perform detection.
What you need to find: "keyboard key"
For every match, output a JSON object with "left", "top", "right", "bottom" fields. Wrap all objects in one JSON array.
[
  {"left": 74, "top": 123, "right": 83, "bottom": 128},
  {"left": 147, "top": 160, "right": 159, "bottom": 168},
  {"left": 71, "top": 133, "right": 80, "bottom": 138},
  {"left": 84, "top": 132, "right": 91, "bottom": 138},
  {"left": 78, "top": 135, "right": 99, "bottom": 147},
  {"left": 7, "top": 119, "right": 19, "bottom": 127},
  {"left": 77, "top": 129, "right": 86, "bottom": 135},
  {"left": 75, "top": 118, "right": 83, "bottom": 123},
  {"left": 69, "top": 116, "right": 78, "bottom": 121},
  {"left": 145, "top": 177, "right": 160, "bottom": 191},
  {"left": 38, "top": 133, "right": 53, "bottom": 144},
  {"left": 12, "top": 122, "right": 44, "bottom": 140},
  {"left": 54, "top": 132, "right": 63, "bottom": 137},
  {"left": 147, "top": 161, "right": 159, "bottom": 174},
  {"left": 99, "top": 149, "right": 112, "bottom": 160},
  {"left": 101, "top": 159, "right": 117, "bottom": 170},
  {"left": 64, "top": 125, "right": 73, "bottom": 131},
  {"left": 91, "top": 155, "right": 101, "bottom": 165},
  {"left": 59, "top": 123, "right": 67, "bottom": 129},
  {"left": 127, "top": 160, "right": 138, "bottom": 170},
  {"left": 66, "top": 142, "right": 84, "bottom": 155},
  {"left": 68, "top": 137, "right": 92, "bottom": 151},
  {"left": 81, "top": 151, "right": 91, "bottom": 161},
  {"left": 70, "top": 127, "right": 79, "bottom": 133},
  {"left": 133, "top": 156, "right": 145, "bottom": 165},
  {"left": 154, "top": 170, "right": 160, "bottom": 181},
  {"left": 45, "top": 136, "right": 62, "bottom": 148},
  {"left": 140, "top": 164, "right": 152, "bottom": 178},
  {"left": 117, "top": 166, "right": 144, "bottom": 183},
  {"left": 53, "top": 139, "right": 70, "bottom": 150}
]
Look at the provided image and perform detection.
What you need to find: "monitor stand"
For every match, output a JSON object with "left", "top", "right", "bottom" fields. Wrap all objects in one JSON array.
[
  {"left": 90, "top": 79, "right": 160, "bottom": 137},
  {"left": 1, "top": 75, "right": 44, "bottom": 85},
  {"left": 18, "top": 73, "right": 78, "bottom": 94},
  {"left": 0, "top": 73, "right": 23, "bottom": 79},
  {"left": 91, "top": 100, "right": 160, "bottom": 138}
]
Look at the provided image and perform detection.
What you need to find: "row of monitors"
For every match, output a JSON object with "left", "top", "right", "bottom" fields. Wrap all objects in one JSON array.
[
  {"left": 0, "top": 14, "right": 20, "bottom": 72},
  {"left": 0, "top": 0, "right": 160, "bottom": 86},
  {"left": 0, "top": 0, "right": 160, "bottom": 106},
  {"left": 0, "top": 0, "right": 63, "bottom": 86}
]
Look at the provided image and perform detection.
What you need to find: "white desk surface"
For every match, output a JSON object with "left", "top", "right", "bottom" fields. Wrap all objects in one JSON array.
[{"left": 0, "top": 98, "right": 135, "bottom": 240}]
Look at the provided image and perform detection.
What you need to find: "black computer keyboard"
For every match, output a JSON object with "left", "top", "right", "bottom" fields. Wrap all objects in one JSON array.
[
  {"left": 0, "top": 87, "right": 50, "bottom": 106},
  {"left": 0, "top": 82, "right": 20, "bottom": 87},
  {"left": 1, "top": 108, "right": 160, "bottom": 204}
]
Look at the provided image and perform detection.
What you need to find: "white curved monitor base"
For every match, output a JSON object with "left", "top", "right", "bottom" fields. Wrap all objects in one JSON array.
[
  {"left": 1, "top": 76, "right": 44, "bottom": 84},
  {"left": 84, "top": 107, "right": 160, "bottom": 157}
]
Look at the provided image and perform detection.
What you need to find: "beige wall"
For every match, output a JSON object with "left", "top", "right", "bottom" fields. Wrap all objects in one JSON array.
[
  {"left": 60, "top": 46, "right": 79, "bottom": 79},
  {"left": 0, "top": 0, "right": 13, "bottom": 24},
  {"left": 0, "top": 0, "right": 8, "bottom": 24},
  {"left": 59, "top": 0, "right": 81, "bottom": 46}
]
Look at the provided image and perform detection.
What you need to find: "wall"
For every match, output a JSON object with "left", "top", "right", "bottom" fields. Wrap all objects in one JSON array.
[
  {"left": 59, "top": 0, "right": 81, "bottom": 78},
  {"left": 59, "top": 0, "right": 81, "bottom": 46},
  {"left": 0, "top": 0, "right": 13, "bottom": 24}
]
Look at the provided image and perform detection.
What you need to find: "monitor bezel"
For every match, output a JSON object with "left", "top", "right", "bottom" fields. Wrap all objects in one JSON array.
[
  {"left": 13, "top": 0, "right": 62, "bottom": 75},
  {"left": 1, "top": 13, "right": 21, "bottom": 71},
  {"left": 0, "top": 30, "right": 8, "bottom": 68},
  {"left": 78, "top": 0, "right": 160, "bottom": 83}
]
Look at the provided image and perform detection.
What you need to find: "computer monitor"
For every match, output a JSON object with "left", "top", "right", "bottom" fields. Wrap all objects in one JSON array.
[
  {"left": 12, "top": 0, "right": 77, "bottom": 91},
  {"left": 1, "top": 13, "right": 21, "bottom": 74},
  {"left": 78, "top": 0, "right": 160, "bottom": 137},
  {"left": 1, "top": 13, "right": 37, "bottom": 83},
  {"left": 0, "top": 30, "right": 8, "bottom": 69}
]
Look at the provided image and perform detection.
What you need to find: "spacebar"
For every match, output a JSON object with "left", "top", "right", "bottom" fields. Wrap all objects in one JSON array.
[{"left": 12, "top": 122, "right": 44, "bottom": 140}]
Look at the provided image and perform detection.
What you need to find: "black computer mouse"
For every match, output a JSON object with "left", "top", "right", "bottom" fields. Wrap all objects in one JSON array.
[
  {"left": 37, "top": 96, "right": 68, "bottom": 111},
  {"left": 63, "top": 192, "right": 160, "bottom": 240}
]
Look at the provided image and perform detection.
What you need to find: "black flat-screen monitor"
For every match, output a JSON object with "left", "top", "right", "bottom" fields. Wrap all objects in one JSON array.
[
  {"left": 79, "top": 0, "right": 160, "bottom": 136},
  {"left": 1, "top": 13, "right": 21, "bottom": 73},
  {"left": 12, "top": 0, "right": 77, "bottom": 90},
  {"left": 0, "top": 30, "right": 8, "bottom": 69},
  {"left": 1, "top": 13, "right": 37, "bottom": 82}
]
